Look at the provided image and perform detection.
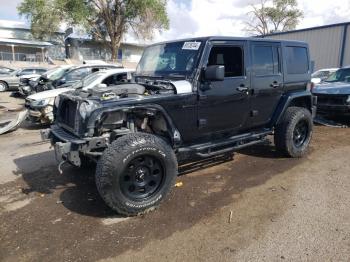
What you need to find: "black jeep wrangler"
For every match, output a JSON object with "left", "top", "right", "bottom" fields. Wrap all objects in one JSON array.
[{"left": 42, "top": 37, "right": 316, "bottom": 216}]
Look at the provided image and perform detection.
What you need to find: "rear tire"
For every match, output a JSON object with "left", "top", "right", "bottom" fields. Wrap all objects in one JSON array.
[
  {"left": 95, "top": 133, "right": 178, "bottom": 216},
  {"left": 274, "top": 106, "right": 313, "bottom": 158},
  {"left": 0, "top": 81, "right": 8, "bottom": 92}
]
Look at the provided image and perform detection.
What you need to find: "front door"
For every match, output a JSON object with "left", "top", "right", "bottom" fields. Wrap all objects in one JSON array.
[
  {"left": 197, "top": 41, "right": 251, "bottom": 138},
  {"left": 248, "top": 41, "right": 283, "bottom": 128}
]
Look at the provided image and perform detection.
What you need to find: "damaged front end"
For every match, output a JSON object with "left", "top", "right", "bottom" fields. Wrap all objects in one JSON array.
[
  {"left": 44, "top": 84, "right": 183, "bottom": 172},
  {"left": 25, "top": 97, "right": 55, "bottom": 124},
  {"left": 41, "top": 125, "right": 108, "bottom": 173}
]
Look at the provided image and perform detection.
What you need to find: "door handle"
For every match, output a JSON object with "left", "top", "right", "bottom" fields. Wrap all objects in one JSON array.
[
  {"left": 236, "top": 84, "right": 249, "bottom": 92},
  {"left": 270, "top": 81, "right": 280, "bottom": 88}
]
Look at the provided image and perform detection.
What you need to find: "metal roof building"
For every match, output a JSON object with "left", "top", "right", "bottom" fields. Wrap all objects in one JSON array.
[{"left": 264, "top": 22, "right": 350, "bottom": 71}]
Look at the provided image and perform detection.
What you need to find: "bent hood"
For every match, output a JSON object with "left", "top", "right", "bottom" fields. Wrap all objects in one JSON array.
[
  {"left": 28, "top": 87, "right": 73, "bottom": 100},
  {"left": 313, "top": 82, "right": 350, "bottom": 95}
]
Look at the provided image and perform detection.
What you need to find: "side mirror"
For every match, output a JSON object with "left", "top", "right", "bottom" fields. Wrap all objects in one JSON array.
[
  {"left": 204, "top": 65, "right": 225, "bottom": 81},
  {"left": 97, "top": 83, "right": 107, "bottom": 88}
]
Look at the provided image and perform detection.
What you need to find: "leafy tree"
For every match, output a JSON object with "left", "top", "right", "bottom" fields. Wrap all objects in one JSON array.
[
  {"left": 18, "top": 0, "right": 169, "bottom": 60},
  {"left": 245, "top": 0, "right": 303, "bottom": 35}
]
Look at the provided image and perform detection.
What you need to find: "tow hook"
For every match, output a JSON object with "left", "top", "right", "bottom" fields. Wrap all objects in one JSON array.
[{"left": 58, "top": 160, "right": 68, "bottom": 175}]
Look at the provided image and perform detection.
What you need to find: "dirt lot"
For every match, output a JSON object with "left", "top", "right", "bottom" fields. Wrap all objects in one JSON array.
[{"left": 0, "top": 92, "right": 350, "bottom": 262}]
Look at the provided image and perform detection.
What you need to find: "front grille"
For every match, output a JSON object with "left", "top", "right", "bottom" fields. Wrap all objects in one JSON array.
[
  {"left": 58, "top": 99, "right": 79, "bottom": 130},
  {"left": 51, "top": 125, "right": 85, "bottom": 144},
  {"left": 315, "top": 94, "right": 348, "bottom": 105}
]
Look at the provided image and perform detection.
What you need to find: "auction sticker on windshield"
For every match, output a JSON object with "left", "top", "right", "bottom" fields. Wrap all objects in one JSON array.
[{"left": 182, "top": 42, "right": 201, "bottom": 50}]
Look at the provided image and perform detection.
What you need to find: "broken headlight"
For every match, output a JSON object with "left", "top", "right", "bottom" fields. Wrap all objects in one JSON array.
[
  {"left": 31, "top": 97, "right": 55, "bottom": 107},
  {"left": 79, "top": 101, "right": 95, "bottom": 120}
]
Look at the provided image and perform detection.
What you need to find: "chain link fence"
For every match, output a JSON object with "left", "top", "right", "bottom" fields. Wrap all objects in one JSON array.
[{"left": 0, "top": 51, "right": 44, "bottom": 62}]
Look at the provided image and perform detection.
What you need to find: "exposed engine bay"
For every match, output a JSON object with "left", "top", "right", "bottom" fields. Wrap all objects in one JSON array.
[{"left": 71, "top": 79, "right": 193, "bottom": 101}]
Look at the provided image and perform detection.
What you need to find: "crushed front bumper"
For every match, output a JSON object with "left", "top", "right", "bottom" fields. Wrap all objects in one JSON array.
[
  {"left": 26, "top": 105, "right": 54, "bottom": 124},
  {"left": 41, "top": 125, "right": 108, "bottom": 167}
]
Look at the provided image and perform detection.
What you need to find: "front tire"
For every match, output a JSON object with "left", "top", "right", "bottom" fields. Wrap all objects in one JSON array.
[
  {"left": 0, "top": 81, "right": 8, "bottom": 92},
  {"left": 274, "top": 107, "right": 313, "bottom": 158},
  {"left": 95, "top": 133, "right": 178, "bottom": 216}
]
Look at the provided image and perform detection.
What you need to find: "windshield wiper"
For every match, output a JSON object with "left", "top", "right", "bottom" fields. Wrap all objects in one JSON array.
[{"left": 168, "top": 73, "right": 187, "bottom": 79}]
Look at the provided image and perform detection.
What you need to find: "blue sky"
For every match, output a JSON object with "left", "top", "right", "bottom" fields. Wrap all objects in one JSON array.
[
  {"left": 1, "top": 0, "right": 350, "bottom": 42},
  {"left": 0, "top": 0, "right": 24, "bottom": 21}
]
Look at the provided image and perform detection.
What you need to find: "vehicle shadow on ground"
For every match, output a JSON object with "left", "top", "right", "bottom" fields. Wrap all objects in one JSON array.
[
  {"left": 13, "top": 143, "right": 298, "bottom": 220},
  {"left": 8, "top": 144, "right": 306, "bottom": 261},
  {"left": 237, "top": 141, "right": 285, "bottom": 159},
  {"left": 13, "top": 151, "right": 114, "bottom": 217}
]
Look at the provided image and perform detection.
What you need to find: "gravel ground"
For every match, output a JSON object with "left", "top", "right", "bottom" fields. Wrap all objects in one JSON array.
[{"left": 0, "top": 92, "right": 350, "bottom": 262}]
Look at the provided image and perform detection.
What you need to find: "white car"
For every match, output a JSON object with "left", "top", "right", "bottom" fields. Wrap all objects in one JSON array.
[
  {"left": 25, "top": 68, "right": 134, "bottom": 124},
  {"left": 311, "top": 68, "right": 338, "bottom": 84}
]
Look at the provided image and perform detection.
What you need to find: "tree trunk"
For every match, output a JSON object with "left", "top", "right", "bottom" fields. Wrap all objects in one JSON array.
[
  {"left": 110, "top": 41, "right": 120, "bottom": 62},
  {"left": 111, "top": 46, "right": 117, "bottom": 61}
]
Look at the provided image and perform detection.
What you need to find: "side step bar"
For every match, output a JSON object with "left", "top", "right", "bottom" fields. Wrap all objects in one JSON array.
[{"left": 178, "top": 129, "right": 272, "bottom": 158}]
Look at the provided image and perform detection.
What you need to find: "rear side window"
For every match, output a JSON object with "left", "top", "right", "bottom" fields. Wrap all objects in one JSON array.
[
  {"left": 286, "top": 46, "right": 309, "bottom": 74},
  {"left": 35, "top": 69, "right": 47, "bottom": 74},
  {"left": 253, "top": 45, "right": 280, "bottom": 76}
]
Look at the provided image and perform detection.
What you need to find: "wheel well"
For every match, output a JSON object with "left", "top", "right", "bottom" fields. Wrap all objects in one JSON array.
[
  {"left": 98, "top": 109, "right": 174, "bottom": 144},
  {"left": 0, "top": 80, "right": 8, "bottom": 86},
  {"left": 288, "top": 96, "right": 312, "bottom": 112}
]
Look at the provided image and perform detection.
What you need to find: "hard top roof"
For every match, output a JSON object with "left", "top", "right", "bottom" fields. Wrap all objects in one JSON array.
[{"left": 148, "top": 36, "right": 308, "bottom": 46}]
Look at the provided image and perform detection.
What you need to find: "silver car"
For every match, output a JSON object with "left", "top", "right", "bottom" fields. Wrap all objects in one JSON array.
[{"left": 0, "top": 67, "right": 47, "bottom": 91}]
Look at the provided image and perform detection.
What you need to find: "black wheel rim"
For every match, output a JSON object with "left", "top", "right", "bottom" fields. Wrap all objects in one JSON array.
[
  {"left": 293, "top": 120, "right": 309, "bottom": 148},
  {"left": 119, "top": 155, "right": 165, "bottom": 200}
]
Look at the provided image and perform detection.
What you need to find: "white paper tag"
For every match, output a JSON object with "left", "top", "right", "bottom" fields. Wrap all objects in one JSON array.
[{"left": 182, "top": 42, "right": 201, "bottom": 50}]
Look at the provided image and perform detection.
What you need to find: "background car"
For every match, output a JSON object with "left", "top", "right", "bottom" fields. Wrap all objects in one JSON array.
[
  {"left": 311, "top": 68, "right": 338, "bottom": 84},
  {"left": 312, "top": 66, "right": 350, "bottom": 116},
  {"left": 18, "top": 65, "right": 74, "bottom": 96},
  {"left": 25, "top": 68, "right": 134, "bottom": 124},
  {"left": 26, "top": 64, "right": 123, "bottom": 95},
  {"left": 0, "top": 67, "right": 48, "bottom": 92},
  {"left": 0, "top": 66, "right": 15, "bottom": 75}
]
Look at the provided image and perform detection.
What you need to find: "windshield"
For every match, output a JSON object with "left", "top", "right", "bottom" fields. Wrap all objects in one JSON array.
[
  {"left": 45, "top": 67, "right": 71, "bottom": 81},
  {"left": 325, "top": 68, "right": 350, "bottom": 82},
  {"left": 136, "top": 40, "right": 203, "bottom": 77},
  {"left": 10, "top": 69, "right": 21, "bottom": 76},
  {"left": 72, "top": 72, "right": 104, "bottom": 89}
]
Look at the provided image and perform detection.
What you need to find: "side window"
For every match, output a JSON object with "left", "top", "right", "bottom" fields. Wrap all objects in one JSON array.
[
  {"left": 36, "top": 69, "right": 46, "bottom": 74},
  {"left": 65, "top": 68, "right": 90, "bottom": 81},
  {"left": 102, "top": 73, "right": 128, "bottom": 86},
  {"left": 253, "top": 45, "right": 280, "bottom": 76},
  {"left": 207, "top": 46, "right": 244, "bottom": 77},
  {"left": 18, "top": 69, "right": 32, "bottom": 76},
  {"left": 286, "top": 46, "right": 309, "bottom": 74}
]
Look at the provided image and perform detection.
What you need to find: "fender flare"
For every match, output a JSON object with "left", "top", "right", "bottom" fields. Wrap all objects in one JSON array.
[{"left": 270, "top": 90, "right": 314, "bottom": 127}]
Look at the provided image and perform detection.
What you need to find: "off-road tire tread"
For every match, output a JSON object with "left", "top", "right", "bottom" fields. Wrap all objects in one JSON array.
[
  {"left": 274, "top": 106, "right": 313, "bottom": 158},
  {"left": 96, "top": 133, "right": 177, "bottom": 216}
]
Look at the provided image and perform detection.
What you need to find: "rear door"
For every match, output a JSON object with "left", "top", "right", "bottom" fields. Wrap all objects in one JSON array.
[
  {"left": 248, "top": 41, "right": 283, "bottom": 128},
  {"left": 197, "top": 40, "right": 251, "bottom": 137}
]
